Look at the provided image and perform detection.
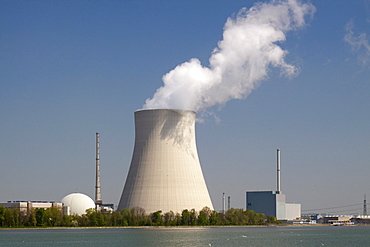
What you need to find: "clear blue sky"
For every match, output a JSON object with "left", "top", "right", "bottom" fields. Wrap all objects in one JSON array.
[{"left": 1, "top": 0, "right": 369, "bottom": 214}]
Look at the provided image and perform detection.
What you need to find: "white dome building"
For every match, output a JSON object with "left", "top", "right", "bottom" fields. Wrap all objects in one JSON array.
[{"left": 61, "top": 193, "right": 95, "bottom": 215}]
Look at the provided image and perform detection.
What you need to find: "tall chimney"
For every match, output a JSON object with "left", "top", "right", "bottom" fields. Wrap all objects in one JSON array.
[
  {"left": 95, "top": 133, "right": 102, "bottom": 206},
  {"left": 277, "top": 149, "right": 281, "bottom": 194},
  {"left": 364, "top": 194, "right": 367, "bottom": 216}
]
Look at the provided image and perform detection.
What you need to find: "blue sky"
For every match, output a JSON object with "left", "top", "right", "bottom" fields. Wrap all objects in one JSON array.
[{"left": 1, "top": 0, "right": 369, "bottom": 214}]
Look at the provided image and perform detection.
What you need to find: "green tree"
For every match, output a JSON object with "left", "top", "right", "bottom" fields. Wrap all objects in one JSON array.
[
  {"left": 120, "top": 209, "right": 130, "bottom": 226},
  {"left": 244, "top": 209, "right": 255, "bottom": 225},
  {"left": 129, "top": 207, "right": 147, "bottom": 226},
  {"left": 4, "top": 207, "right": 17, "bottom": 227},
  {"left": 197, "top": 210, "right": 208, "bottom": 225},
  {"left": 175, "top": 212, "right": 182, "bottom": 226},
  {"left": 267, "top": 215, "right": 277, "bottom": 224},
  {"left": 225, "top": 208, "right": 246, "bottom": 225},
  {"left": 163, "top": 211, "right": 176, "bottom": 226},
  {"left": 129, "top": 208, "right": 137, "bottom": 226},
  {"left": 136, "top": 207, "right": 147, "bottom": 226},
  {"left": 218, "top": 211, "right": 226, "bottom": 225},
  {"left": 254, "top": 213, "right": 266, "bottom": 225},
  {"left": 45, "top": 207, "right": 63, "bottom": 226},
  {"left": 209, "top": 210, "right": 218, "bottom": 225},
  {"left": 96, "top": 211, "right": 106, "bottom": 226},
  {"left": 181, "top": 209, "right": 190, "bottom": 225},
  {"left": 0, "top": 206, "right": 5, "bottom": 226},
  {"left": 27, "top": 208, "right": 37, "bottom": 227},
  {"left": 189, "top": 209, "right": 197, "bottom": 226},
  {"left": 76, "top": 214, "right": 89, "bottom": 226},
  {"left": 110, "top": 211, "right": 122, "bottom": 226},
  {"left": 86, "top": 208, "right": 98, "bottom": 226},
  {"left": 200, "top": 207, "right": 212, "bottom": 221},
  {"left": 61, "top": 215, "right": 74, "bottom": 226},
  {"left": 35, "top": 208, "right": 45, "bottom": 226},
  {"left": 12, "top": 208, "right": 20, "bottom": 227},
  {"left": 151, "top": 210, "right": 163, "bottom": 226},
  {"left": 16, "top": 210, "right": 26, "bottom": 226}
]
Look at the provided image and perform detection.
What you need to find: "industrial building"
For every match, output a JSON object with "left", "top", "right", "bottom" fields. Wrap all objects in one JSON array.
[
  {"left": 118, "top": 109, "right": 214, "bottom": 213},
  {"left": 61, "top": 193, "right": 96, "bottom": 215},
  {"left": 0, "top": 133, "right": 113, "bottom": 217},
  {"left": 0, "top": 193, "right": 97, "bottom": 216},
  {"left": 351, "top": 215, "right": 370, "bottom": 224},
  {"left": 246, "top": 191, "right": 286, "bottom": 220},
  {"left": 0, "top": 201, "right": 63, "bottom": 214},
  {"left": 319, "top": 216, "right": 353, "bottom": 225},
  {"left": 246, "top": 191, "right": 301, "bottom": 220},
  {"left": 246, "top": 149, "right": 301, "bottom": 221}
]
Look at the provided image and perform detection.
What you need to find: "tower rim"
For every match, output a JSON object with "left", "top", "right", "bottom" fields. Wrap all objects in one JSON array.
[{"left": 136, "top": 108, "right": 196, "bottom": 114}]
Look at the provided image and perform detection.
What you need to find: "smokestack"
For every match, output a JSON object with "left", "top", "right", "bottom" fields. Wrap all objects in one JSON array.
[
  {"left": 95, "top": 133, "right": 102, "bottom": 206},
  {"left": 364, "top": 194, "right": 367, "bottom": 216},
  {"left": 277, "top": 149, "right": 281, "bottom": 194},
  {"left": 228, "top": 196, "right": 231, "bottom": 210},
  {"left": 118, "top": 109, "right": 213, "bottom": 213}
]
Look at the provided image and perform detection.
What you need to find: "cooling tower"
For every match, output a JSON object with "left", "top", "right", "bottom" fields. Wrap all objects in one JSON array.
[{"left": 118, "top": 109, "right": 214, "bottom": 213}]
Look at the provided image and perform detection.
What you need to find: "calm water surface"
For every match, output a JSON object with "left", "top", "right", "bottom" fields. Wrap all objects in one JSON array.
[{"left": 1, "top": 226, "right": 370, "bottom": 247}]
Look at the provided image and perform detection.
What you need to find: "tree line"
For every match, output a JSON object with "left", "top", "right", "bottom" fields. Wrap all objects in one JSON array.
[{"left": 0, "top": 206, "right": 278, "bottom": 227}]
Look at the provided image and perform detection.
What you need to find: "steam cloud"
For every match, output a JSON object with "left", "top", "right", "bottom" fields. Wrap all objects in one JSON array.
[{"left": 143, "top": 0, "right": 315, "bottom": 112}]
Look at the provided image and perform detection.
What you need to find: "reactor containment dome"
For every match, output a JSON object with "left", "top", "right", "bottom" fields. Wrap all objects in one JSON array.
[
  {"left": 118, "top": 109, "right": 214, "bottom": 213},
  {"left": 61, "top": 193, "right": 95, "bottom": 215}
]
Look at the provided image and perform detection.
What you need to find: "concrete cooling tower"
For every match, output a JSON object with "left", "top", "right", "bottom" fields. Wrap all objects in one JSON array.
[{"left": 118, "top": 109, "right": 214, "bottom": 213}]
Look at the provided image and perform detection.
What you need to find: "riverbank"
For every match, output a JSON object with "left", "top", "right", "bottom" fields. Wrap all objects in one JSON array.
[{"left": 2, "top": 223, "right": 367, "bottom": 230}]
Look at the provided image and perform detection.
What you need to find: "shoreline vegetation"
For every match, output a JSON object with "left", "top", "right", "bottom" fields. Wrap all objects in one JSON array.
[
  {"left": 1, "top": 224, "right": 366, "bottom": 230},
  {"left": 0, "top": 206, "right": 279, "bottom": 228}
]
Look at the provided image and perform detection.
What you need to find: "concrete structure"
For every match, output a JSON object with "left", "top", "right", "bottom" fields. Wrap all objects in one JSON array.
[
  {"left": 99, "top": 203, "right": 114, "bottom": 213},
  {"left": 94, "top": 133, "right": 115, "bottom": 212},
  {"left": 277, "top": 149, "right": 281, "bottom": 193},
  {"left": 0, "top": 201, "right": 62, "bottom": 214},
  {"left": 61, "top": 193, "right": 95, "bottom": 215},
  {"left": 95, "top": 132, "right": 102, "bottom": 206},
  {"left": 118, "top": 109, "right": 213, "bottom": 213},
  {"left": 286, "top": 203, "right": 301, "bottom": 220},
  {"left": 320, "top": 216, "right": 353, "bottom": 225}
]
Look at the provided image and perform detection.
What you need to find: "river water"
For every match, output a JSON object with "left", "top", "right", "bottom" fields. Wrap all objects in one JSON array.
[{"left": 1, "top": 226, "right": 370, "bottom": 246}]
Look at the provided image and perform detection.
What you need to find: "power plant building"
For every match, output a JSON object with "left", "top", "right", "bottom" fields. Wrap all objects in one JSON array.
[
  {"left": 0, "top": 201, "right": 63, "bottom": 214},
  {"left": 246, "top": 149, "right": 301, "bottom": 221},
  {"left": 61, "top": 193, "right": 96, "bottom": 215},
  {"left": 246, "top": 191, "right": 286, "bottom": 220},
  {"left": 246, "top": 191, "right": 301, "bottom": 220},
  {"left": 118, "top": 109, "right": 214, "bottom": 213}
]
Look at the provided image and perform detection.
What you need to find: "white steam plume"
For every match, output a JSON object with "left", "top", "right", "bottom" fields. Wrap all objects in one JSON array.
[{"left": 143, "top": 0, "right": 315, "bottom": 112}]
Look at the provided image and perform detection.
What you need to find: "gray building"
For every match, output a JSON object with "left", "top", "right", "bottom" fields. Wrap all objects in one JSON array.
[
  {"left": 246, "top": 149, "right": 301, "bottom": 221},
  {"left": 0, "top": 201, "right": 62, "bottom": 214},
  {"left": 246, "top": 191, "right": 286, "bottom": 220}
]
